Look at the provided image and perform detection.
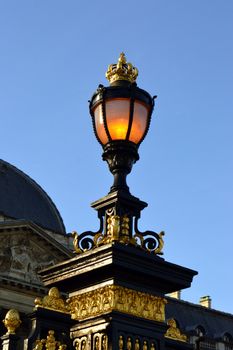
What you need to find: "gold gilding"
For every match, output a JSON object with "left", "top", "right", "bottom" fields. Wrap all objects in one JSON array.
[
  {"left": 74, "top": 333, "right": 108, "bottom": 350},
  {"left": 3, "top": 309, "right": 21, "bottom": 335},
  {"left": 154, "top": 231, "right": 164, "bottom": 255},
  {"left": 34, "top": 287, "right": 69, "bottom": 314},
  {"left": 33, "top": 330, "right": 67, "bottom": 350},
  {"left": 118, "top": 336, "right": 156, "bottom": 350},
  {"left": 94, "top": 215, "right": 132, "bottom": 246},
  {"left": 165, "top": 318, "right": 187, "bottom": 342},
  {"left": 106, "top": 53, "right": 138, "bottom": 84},
  {"left": 72, "top": 231, "right": 83, "bottom": 254},
  {"left": 72, "top": 215, "right": 164, "bottom": 255},
  {"left": 68, "top": 285, "right": 166, "bottom": 322}
]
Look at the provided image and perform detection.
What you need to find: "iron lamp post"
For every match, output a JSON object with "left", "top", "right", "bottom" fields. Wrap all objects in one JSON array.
[{"left": 73, "top": 53, "right": 163, "bottom": 255}]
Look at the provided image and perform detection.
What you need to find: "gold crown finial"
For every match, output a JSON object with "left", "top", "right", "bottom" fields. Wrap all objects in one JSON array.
[{"left": 106, "top": 53, "right": 138, "bottom": 84}]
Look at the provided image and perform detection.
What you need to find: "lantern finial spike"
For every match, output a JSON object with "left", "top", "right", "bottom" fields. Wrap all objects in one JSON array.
[{"left": 106, "top": 53, "right": 138, "bottom": 84}]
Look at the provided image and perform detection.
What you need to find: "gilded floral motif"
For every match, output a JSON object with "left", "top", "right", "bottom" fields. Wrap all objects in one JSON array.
[{"left": 68, "top": 285, "right": 166, "bottom": 322}]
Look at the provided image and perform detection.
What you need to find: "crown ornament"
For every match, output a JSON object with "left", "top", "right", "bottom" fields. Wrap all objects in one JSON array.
[{"left": 106, "top": 53, "right": 138, "bottom": 84}]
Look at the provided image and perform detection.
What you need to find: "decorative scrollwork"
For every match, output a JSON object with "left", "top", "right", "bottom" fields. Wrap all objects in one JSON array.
[
  {"left": 72, "top": 213, "right": 164, "bottom": 256},
  {"left": 134, "top": 217, "right": 164, "bottom": 255},
  {"left": 72, "top": 216, "right": 104, "bottom": 253}
]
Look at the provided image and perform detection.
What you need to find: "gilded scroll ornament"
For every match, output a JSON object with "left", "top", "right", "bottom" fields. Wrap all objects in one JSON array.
[
  {"left": 153, "top": 231, "right": 164, "bottom": 255},
  {"left": 165, "top": 318, "right": 187, "bottom": 342},
  {"left": 34, "top": 287, "right": 69, "bottom": 314},
  {"left": 3, "top": 309, "right": 21, "bottom": 335},
  {"left": 72, "top": 231, "right": 83, "bottom": 254},
  {"left": 33, "top": 330, "right": 67, "bottom": 350},
  {"left": 68, "top": 285, "right": 166, "bottom": 322},
  {"left": 72, "top": 212, "right": 165, "bottom": 256}
]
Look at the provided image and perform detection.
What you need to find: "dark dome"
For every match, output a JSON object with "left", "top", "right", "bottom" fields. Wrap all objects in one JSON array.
[{"left": 0, "top": 159, "right": 65, "bottom": 234}]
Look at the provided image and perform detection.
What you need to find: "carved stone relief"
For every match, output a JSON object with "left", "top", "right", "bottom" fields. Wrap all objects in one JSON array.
[{"left": 0, "top": 231, "right": 57, "bottom": 284}]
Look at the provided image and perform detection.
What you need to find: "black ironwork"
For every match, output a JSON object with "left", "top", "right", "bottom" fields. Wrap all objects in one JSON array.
[
  {"left": 134, "top": 215, "right": 165, "bottom": 254},
  {"left": 75, "top": 214, "right": 104, "bottom": 251},
  {"left": 89, "top": 80, "right": 156, "bottom": 193},
  {"left": 103, "top": 140, "right": 139, "bottom": 193},
  {"left": 74, "top": 73, "right": 160, "bottom": 255}
]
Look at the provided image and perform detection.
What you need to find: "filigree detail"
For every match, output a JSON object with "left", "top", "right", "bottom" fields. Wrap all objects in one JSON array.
[
  {"left": 165, "top": 318, "right": 187, "bottom": 342},
  {"left": 106, "top": 53, "right": 138, "bottom": 84},
  {"left": 68, "top": 285, "right": 167, "bottom": 322},
  {"left": 72, "top": 216, "right": 104, "bottom": 254},
  {"left": 135, "top": 217, "right": 164, "bottom": 255},
  {"left": 72, "top": 214, "right": 164, "bottom": 256},
  {"left": 3, "top": 309, "right": 21, "bottom": 335},
  {"left": 33, "top": 330, "right": 67, "bottom": 350},
  {"left": 34, "top": 287, "right": 69, "bottom": 314}
]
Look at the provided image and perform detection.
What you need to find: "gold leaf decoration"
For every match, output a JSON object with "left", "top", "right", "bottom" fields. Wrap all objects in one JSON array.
[
  {"left": 68, "top": 285, "right": 166, "bottom": 322},
  {"left": 33, "top": 330, "right": 67, "bottom": 350},
  {"left": 106, "top": 53, "right": 139, "bottom": 84},
  {"left": 34, "top": 287, "right": 69, "bottom": 314},
  {"left": 2, "top": 309, "right": 21, "bottom": 335},
  {"left": 165, "top": 318, "right": 187, "bottom": 342}
]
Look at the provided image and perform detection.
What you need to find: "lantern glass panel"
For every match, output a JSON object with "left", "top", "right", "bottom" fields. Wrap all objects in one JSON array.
[
  {"left": 94, "top": 103, "right": 108, "bottom": 145},
  {"left": 129, "top": 100, "right": 149, "bottom": 144},
  {"left": 105, "top": 98, "right": 130, "bottom": 141}
]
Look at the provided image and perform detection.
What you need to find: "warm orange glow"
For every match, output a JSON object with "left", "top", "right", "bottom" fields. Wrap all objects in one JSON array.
[
  {"left": 129, "top": 100, "right": 148, "bottom": 143},
  {"left": 107, "top": 118, "right": 128, "bottom": 140},
  {"left": 93, "top": 98, "right": 149, "bottom": 145},
  {"left": 105, "top": 98, "right": 130, "bottom": 140},
  {"left": 94, "top": 104, "right": 108, "bottom": 144}
]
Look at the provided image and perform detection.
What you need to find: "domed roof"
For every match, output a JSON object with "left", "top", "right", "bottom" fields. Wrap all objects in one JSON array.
[{"left": 0, "top": 159, "right": 65, "bottom": 234}]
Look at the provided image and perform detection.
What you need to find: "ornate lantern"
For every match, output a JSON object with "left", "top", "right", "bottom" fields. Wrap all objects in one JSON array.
[
  {"left": 73, "top": 53, "right": 163, "bottom": 256},
  {"left": 89, "top": 53, "right": 156, "bottom": 192}
]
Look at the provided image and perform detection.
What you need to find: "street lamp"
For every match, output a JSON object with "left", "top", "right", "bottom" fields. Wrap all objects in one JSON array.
[
  {"left": 73, "top": 53, "right": 163, "bottom": 254},
  {"left": 89, "top": 53, "right": 156, "bottom": 193}
]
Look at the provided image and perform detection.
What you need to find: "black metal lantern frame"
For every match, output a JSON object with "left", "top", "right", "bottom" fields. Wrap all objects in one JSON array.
[
  {"left": 89, "top": 81, "right": 156, "bottom": 193},
  {"left": 89, "top": 81, "right": 155, "bottom": 146}
]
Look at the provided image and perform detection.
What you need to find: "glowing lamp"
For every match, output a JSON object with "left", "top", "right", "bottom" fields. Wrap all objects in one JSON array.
[{"left": 89, "top": 53, "right": 156, "bottom": 192}]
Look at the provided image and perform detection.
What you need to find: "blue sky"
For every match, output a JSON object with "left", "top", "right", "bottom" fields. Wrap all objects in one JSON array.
[{"left": 0, "top": 1, "right": 233, "bottom": 313}]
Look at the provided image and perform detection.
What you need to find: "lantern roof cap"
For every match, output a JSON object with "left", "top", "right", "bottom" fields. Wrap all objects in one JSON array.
[{"left": 106, "top": 53, "right": 138, "bottom": 84}]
